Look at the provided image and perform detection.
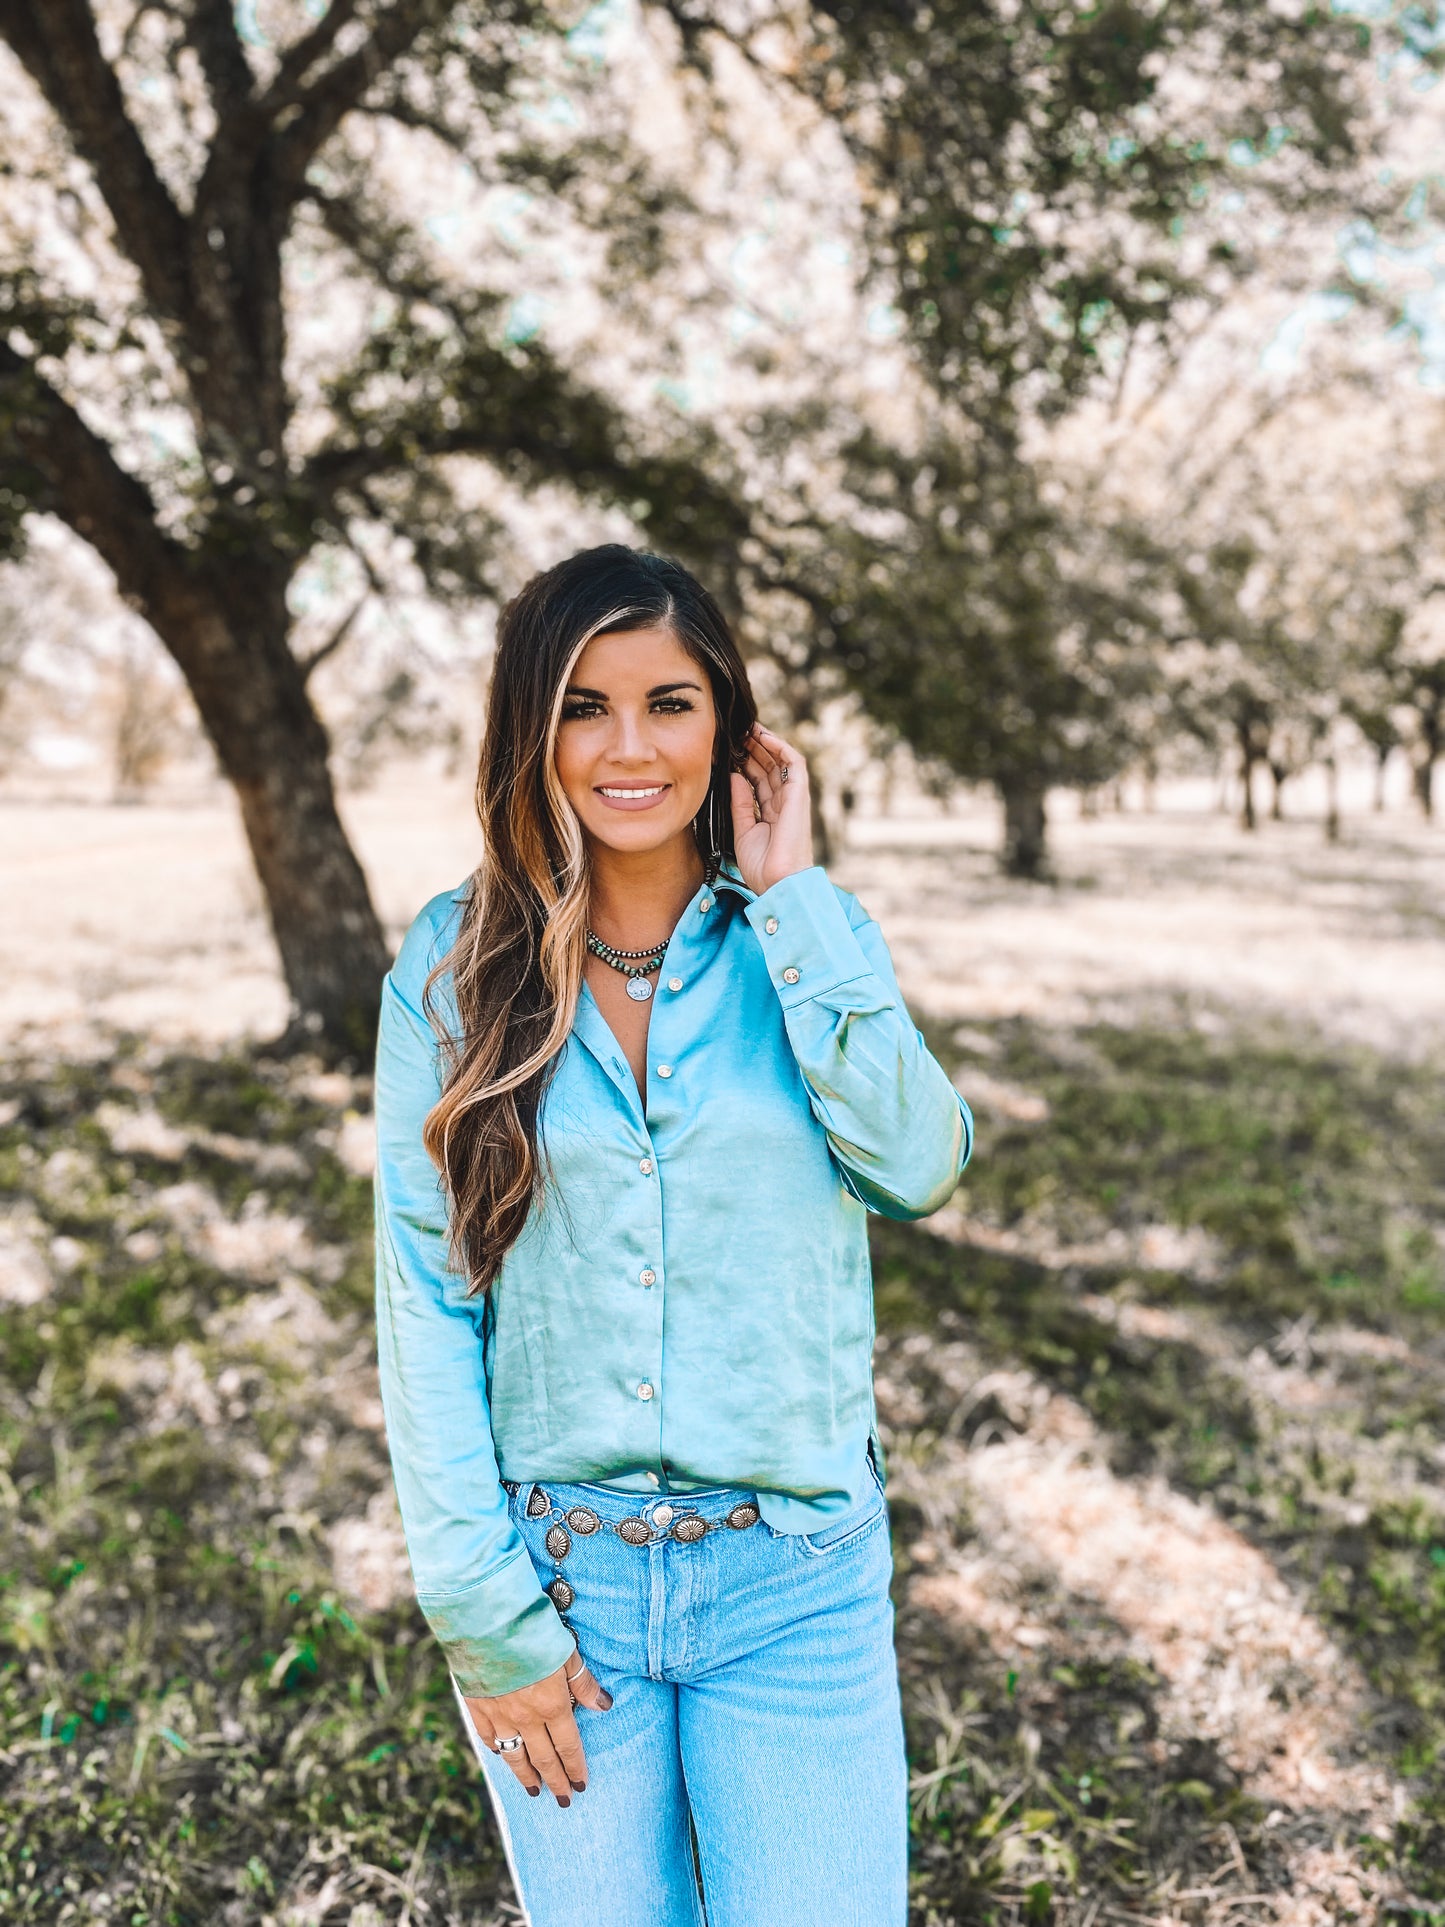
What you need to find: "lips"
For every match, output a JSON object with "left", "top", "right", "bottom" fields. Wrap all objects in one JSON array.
[{"left": 595, "top": 783, "right": 672, "bottom": 811}]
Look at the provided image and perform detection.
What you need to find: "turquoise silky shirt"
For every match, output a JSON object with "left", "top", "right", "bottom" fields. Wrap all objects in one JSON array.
[{"left": 374, "top": 864, "right": 972, "bottom": 1696}]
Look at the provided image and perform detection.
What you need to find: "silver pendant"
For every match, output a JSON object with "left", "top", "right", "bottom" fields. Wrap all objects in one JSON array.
[{"left": 626, "top": 976, "right": 653, "bottom": 1001}]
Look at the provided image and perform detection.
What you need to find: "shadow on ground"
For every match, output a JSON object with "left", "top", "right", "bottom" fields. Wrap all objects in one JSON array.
[{"left": 0, "top": 1018, "right": 1442, "bottom": 1922}]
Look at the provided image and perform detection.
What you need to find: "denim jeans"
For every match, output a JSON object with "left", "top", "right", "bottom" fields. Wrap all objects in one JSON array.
[{"left": 454, "top": 1473, "right": 908, "bottom": 1927}]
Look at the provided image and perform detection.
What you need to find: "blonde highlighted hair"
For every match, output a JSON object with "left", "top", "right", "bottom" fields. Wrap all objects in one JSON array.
[{"left": 422, "top": 546, "right": 757, "bottom": 1292}]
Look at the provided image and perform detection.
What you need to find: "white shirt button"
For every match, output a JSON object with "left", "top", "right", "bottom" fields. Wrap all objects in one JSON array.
[
  {"left": 639, "top": 1156, "right": 654, "bottom": 1175},
  {"left": 764, "top": 916, "right": 779, "bottom": 935},
  {"left": 782, "top": 966, "right": 800, "bottom": 985},
  {"left": 645, "top": 1470, "right": 660, "bottom": 1486},
  {"left": 667, "top": 976, "right": 683, "bottom": 992},
  {"left": 652, "top": 1504, "right": 674, "bottom": 1528},
  {"left": 639, "top": 1267, "right": 657, "bottom": 1287},
  {"left": 637, "top": 1381, "right": 654, "bottom": 1401},
  {"left": 699, "top": 897, "right": 713, "bottom": 913},
  {"left": 656, "top": 1064, "right": 673, "bottom": 1079}
]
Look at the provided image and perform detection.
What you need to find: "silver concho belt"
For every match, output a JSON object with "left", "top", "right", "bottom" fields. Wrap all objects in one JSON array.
[{"left": 505, "top": 1481, "right": 760, "bottom": 1616}]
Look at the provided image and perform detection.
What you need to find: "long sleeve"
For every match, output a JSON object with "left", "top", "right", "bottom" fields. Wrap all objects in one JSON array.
[
  {"left": 373, "top": 909, "right": 576, "bottom": 1696},
  {"left": 743, "top": 866, "right": 971, "bottom": 1219}
]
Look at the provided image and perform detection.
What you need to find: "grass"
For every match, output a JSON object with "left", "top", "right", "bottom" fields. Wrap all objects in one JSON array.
[
  {"left": 0, "top": 1046, "right": 509, "bottom": 1926},
  {"left": 0, "top": 1017, "right": 1442, "bottom": 1921},
  {"left": 888, "top": 1016, "right": 1445, "bottom": 1918}
]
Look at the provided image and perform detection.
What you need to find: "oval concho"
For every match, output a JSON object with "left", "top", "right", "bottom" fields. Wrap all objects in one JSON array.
[{"left": 625, "top": 976, "right": 653, "bottom": 1001}]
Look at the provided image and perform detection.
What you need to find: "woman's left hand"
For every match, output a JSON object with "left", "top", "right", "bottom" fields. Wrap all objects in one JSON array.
[{"left": 730, "top": 724, "right": 814, "bottom": 895}]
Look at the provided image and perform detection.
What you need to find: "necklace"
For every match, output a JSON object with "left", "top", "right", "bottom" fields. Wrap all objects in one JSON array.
[{"left": 586, "top": 929, "right": 668, "bottom": 1001}]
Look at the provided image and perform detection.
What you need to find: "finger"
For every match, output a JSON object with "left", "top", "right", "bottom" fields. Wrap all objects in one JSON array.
[
  {"left": 498, "top": 1742, "right": 544, "bottom": 1798},
  {"left": 730, "top": 768, "right": 762, "bottom": 829},
  {"left": 739, "top": 751, "right": 780, "bottom": 815},
  {"left": 755, "top": 725, "right": 806, "bottom": 789},
  {"left": 568, "top": 1664, "right": 614, "bottom": 1714},
  {"left": 746, "top": 724, "right": 780, "bottom": 773},
  {"left": 461, "top": 1697, "right": 500, "bottom": 1753},
  {"left": 520, "top": 1718, "right": 573, "bottom": 1805},
  {"left": 546, "top": 1700, "right": 590, "bottom": 1791}
]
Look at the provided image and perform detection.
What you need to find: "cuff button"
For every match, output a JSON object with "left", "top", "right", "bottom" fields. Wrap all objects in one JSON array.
[{"left": 782, "top": 967, "right": 800, "bottom": 985}]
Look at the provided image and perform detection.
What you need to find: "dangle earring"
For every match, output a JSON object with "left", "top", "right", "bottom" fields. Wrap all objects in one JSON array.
[{"left": 695, "top": 775, "right": 725, "bottom": 885}]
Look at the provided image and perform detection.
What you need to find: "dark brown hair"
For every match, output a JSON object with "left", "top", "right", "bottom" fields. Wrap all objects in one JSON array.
[{"left": 422, "top": 546, "right": 757, "bottom": 1291}]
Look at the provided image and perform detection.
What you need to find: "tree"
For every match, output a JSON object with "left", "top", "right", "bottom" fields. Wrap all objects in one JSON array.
[
  {"left": 0, "top": 1, "right": 747, "bottom": 1052},
  {"left": 661, "top": 0, "right": 1387, "bottom": 871},
  {"left": 759, "top": 432, "right": 1157, "bottom": 875}
]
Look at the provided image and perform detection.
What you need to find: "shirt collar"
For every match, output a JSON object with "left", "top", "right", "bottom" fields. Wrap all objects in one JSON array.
[{"left": 708, "top": 861, "right": 755, "bottom": 906}]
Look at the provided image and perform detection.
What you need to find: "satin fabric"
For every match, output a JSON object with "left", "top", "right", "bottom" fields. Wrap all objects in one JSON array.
[{"left": 375, "top": 863, "right": 970, "bottom": 1693}]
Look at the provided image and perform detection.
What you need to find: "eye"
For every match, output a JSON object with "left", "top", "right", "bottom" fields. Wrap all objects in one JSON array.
[
  {"left": 651, "top": 697, "right": 696, "bottom": 714},
  {"left": 561, "top": 699, "right": 604, "bottom": 721}
]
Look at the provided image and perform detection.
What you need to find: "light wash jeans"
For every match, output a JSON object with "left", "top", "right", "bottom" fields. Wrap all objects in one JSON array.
[{"left": 455, "top": 1472, "right": 907, "bottom": 1927}]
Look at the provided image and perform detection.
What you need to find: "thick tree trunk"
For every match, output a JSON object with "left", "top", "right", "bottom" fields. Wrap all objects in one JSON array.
[
  {"left": 999, "top": 775, "right": 1048, "bottom": 878},
  {"left": 228, "top": 724, "right": 390, "bottom": 1057},
  {"left": 168, "top": 596, "right": 391, "bottom": 1058},
  {"left": 1373, "top": 744, "right": 1390, "bottom": 813}
]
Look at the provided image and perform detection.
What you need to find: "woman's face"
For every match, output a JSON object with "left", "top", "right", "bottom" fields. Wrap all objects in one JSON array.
[{"left": 554, "top": 626, "right": 718, "bottom": 861}]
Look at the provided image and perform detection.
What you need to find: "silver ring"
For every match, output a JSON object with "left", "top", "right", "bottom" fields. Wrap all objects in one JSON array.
[
  {"left": 496, "top": 1734, "right": 525, "bottom": 1753},
  {"left": 564, "top": 1657, "right": 586, "bottom": 1684},
  {"left": 777, "top": 763, "right": 790, "bottom": 783}
]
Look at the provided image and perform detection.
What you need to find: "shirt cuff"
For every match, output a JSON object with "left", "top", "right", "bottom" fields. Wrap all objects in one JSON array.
[
  {"left": 418, "top": 1551, "right": 577, "bottom": 1697},
  {"left": 744, "top": 866, "right": 874, "bottom": 1011}
]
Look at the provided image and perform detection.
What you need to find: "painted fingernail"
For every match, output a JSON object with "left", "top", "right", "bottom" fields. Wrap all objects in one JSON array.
[
  {"left": 526, "top": 1786, "right": 540, "bottom": 1798},
  {"left": 570, "top": 1779, "right": 586, "bottom": 1793},
  {"left": 599, "top": 1691, "right": 614, "bottom": 1709},
  {"left": 557, "top": 1796, "right": 571, "bottom": 1809}
]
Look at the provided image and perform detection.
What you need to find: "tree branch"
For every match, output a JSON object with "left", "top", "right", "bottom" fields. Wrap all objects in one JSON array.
[
  {"left": 261, "top": 0, "right": 364, "bottom": 109},
  {"left": 0, "top": 0, "right": 192, "bottom": 327},
  {"left": 0, "top": 339, "right": 209, "bottom": 641},
  {"left": 184, "top": 0, "right": 258, "bottom": 122},
  {"left": 297, "top": 591, "right": 368, "bottom": 682},
  {"left": 272, "top": 0, "right": 452, "bottom": 183}
]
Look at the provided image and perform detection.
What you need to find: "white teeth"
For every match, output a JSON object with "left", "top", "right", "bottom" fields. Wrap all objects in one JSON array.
[{"left": 599, "top": 785, "right": 666, "bottom": 798}]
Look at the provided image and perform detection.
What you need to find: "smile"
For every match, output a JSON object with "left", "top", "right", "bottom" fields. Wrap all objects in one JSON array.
[{"left": 596, "top": 784, "right": 670, "bottom": 808}]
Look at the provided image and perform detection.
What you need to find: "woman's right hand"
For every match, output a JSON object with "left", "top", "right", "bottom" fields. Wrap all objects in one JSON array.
[{"left": 463, "top": 1653, "right": 613, "bottom": 1806}]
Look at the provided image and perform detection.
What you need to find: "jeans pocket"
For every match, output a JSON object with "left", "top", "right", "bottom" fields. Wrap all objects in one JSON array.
[{"left": 796, "top": 1491, "right": 888, "bottom": 1558}]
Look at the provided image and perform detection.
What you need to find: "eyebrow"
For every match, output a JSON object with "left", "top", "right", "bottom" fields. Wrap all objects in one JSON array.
[{"left": 564, "top": 680, "right": 704, "bottom": 699}]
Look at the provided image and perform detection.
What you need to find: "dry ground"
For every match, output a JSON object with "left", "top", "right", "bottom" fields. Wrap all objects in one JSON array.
[{"left": 1, "top": 778, "right": 1442, "bottom": 1924}]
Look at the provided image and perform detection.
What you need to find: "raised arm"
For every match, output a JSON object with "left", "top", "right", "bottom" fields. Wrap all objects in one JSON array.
[
  {"left": 744, "top": 866, "right": 972, "bottom": 1218},
  {"left": 730, "top": 724, "right": 971, "bottom": 1218}
]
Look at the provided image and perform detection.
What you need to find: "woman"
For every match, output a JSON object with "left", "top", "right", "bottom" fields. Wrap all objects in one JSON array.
[{"left": 374, "top": 545, "right": 972, "bottom": 1927}]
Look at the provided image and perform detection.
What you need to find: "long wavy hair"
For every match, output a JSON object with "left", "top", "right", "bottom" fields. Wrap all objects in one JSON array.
[{"left": 422, "top": 546, "right": 758, "bottom": 1292}]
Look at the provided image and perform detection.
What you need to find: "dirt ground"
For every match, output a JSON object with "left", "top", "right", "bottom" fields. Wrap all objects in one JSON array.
[
  {"left": 2, "top": 777, "right": 1443, "bottom": 1925},
  {"left": 5, "top": 777, "right": 1441, "bottom": 1056}
]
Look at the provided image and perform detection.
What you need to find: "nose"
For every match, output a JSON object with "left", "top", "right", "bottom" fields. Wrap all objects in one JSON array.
[{"left": 608, "top": 707, "right": 658, "bottom": 766}]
